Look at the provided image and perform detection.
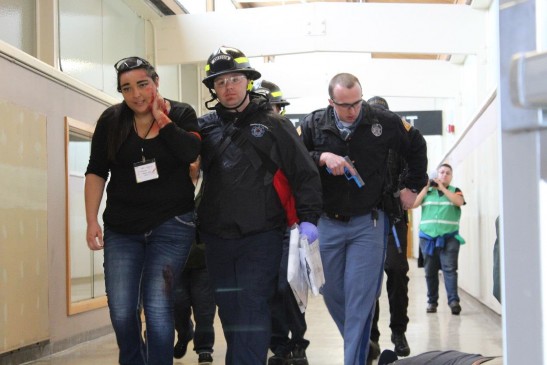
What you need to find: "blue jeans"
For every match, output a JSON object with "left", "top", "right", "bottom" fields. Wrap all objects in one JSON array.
[
  {"left": 319, "top": 211, "right": 387, "bottom": 365},
  {"left": 420, "top": 236, "right": 461, "bottom": 305},
  {"left": 202, "top": 229, "right": 283, "bottom": 365},
  {"left": 104, "top": 212, "right": 195, "bottom": 365}
]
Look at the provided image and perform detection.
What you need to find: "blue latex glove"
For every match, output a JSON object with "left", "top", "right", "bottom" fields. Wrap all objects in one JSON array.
[{"left": 300, "top": 222, "right": 318, "bottom": 243}]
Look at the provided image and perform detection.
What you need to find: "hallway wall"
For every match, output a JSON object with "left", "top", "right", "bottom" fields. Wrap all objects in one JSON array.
[
  {"left": 0, "top": 43, "right": 116, "bottom": 360},
  {"left": 411, "top": 91, "right": 501, "bottom": 314}
]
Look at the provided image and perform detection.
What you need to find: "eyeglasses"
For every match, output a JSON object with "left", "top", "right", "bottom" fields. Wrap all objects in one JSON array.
[
  {"left": 114, "top": 57, "right": 153, "bottom": 73},
  {"left": 213, "top": 75, "right": 247, "bottom": 88},
  {"left": 331, "top": 98, "right": 364, "bottom": 111}
]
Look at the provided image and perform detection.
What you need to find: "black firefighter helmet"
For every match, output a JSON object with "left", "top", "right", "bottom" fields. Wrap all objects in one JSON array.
[
  {"left": 202, "top": 46, "right": 261, "bottom": 89},
  {"left": 253, "top": 80, "right": 290, "bottom": 107},
  {"left": 367, "top": 96, "right": 390, "bottom": 110}
]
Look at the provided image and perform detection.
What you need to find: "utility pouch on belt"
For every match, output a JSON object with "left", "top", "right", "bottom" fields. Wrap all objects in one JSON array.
[{"left": 382, "top": 191, "right": 404, "bottom": 227}]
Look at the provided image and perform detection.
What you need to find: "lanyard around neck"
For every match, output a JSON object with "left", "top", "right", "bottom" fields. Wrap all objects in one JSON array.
[
  {"left": 134, "top": 118, "right": 156, "bottom": 161},
  {"left": 134, "top": 118, "right": 156, "bottom": 139}
]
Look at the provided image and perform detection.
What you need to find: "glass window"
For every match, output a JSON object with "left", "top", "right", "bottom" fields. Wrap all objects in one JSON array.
[{"left": 0, "top": 0, "right": 36, "bottom": 55}]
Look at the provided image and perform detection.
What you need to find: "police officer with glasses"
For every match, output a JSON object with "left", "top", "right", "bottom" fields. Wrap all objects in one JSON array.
[{"left": 300, "top": 73, "right": 428, "bottom": 365}]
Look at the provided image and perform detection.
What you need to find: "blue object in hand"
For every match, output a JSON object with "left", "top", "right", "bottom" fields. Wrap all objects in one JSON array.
[
  {"left": 300, "top": 222, "right": 318, "bottom": 243},
  {"left": 325, "top": 156, "right": 365, "bottom": 188}
]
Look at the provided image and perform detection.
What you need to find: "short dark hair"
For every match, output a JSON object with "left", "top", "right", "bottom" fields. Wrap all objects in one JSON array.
[
  {"left": 438, "top": 163, "right": 453, "bottom": 171},
  {"left": 328, "top": 73, "right": 362, "bottom": 99}
]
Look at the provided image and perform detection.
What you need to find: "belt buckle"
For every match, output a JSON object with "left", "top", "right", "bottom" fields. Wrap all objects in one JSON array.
[{"left": 328, "top": 212, "right": 350, "bottom": 222}]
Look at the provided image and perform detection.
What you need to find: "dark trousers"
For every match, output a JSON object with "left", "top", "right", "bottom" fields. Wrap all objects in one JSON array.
[
  {"left": 202, "top": 229, "right": 283, "bottom": 365},
  {"left": 173, "top": 265, "right": 216, "bottom": 354},
  {"left": 371, "top": 220, "right": 410, "bottom": 341},
  {"left": 270, "top": 229, "right": 309, "bottom": 356}
]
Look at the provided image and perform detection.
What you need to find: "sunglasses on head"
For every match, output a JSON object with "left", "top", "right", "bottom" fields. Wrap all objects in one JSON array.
[{"left": 114, "top": 57, "right": 153, "bottom": 73}]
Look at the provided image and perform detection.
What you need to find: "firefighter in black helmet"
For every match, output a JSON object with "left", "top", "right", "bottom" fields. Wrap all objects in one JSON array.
[
  {"left": 202, "top": 46, "right": 261, "bottom": 110},
  {"left": 253, "top": 79, "right": 310, "bottom": 365},
  {"left": 197, "top": 47, "right": 323, "bottom": 365},
  {"left": 253, "top": 79, "right": 291, "bottom": 115}
]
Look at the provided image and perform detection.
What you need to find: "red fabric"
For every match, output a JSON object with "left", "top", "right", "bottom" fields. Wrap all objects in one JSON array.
[
  {"left": 188, "top": 131, "right": 202, "bottom": 140},
  {"left": 273, "top": 169, "right": 299, "bottom": 226}
]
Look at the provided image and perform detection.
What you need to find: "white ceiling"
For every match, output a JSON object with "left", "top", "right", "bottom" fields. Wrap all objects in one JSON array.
[{"left": 159, "top": 0, "right": 489, "bottom": 61}]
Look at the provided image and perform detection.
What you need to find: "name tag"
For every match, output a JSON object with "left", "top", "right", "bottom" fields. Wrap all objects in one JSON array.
[{"left": 134, "top": 159, "right": 159, "bottom": 183}]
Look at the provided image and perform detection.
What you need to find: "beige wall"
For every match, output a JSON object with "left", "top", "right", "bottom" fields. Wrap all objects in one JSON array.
[
  {"left": 0, "top": 101, "right": 48, "bottom": 353},
  {"left": 0, "top": 47, "right": 116, "bottom": 356}
]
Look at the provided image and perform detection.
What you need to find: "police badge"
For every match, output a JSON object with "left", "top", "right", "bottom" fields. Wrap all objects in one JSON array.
[{"left": 371, "top": 123, "right": 383, "bottom": 137}]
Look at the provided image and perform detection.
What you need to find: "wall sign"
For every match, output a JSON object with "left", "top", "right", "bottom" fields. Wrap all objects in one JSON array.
[{"left": 396, "top": 110, "right": 443, "bottom": 135}]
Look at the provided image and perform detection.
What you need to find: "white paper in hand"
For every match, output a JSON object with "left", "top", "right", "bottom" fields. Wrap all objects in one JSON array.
[
  {"left": 287, "top": 225, "right": 308, "bottom": 312},
  {"left": 301, "top": 236, "right": 325, "bottom": 296}
]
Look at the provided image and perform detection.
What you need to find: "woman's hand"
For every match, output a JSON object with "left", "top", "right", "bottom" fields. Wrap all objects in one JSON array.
[
  {"left": 151, "top": 91, "right": 172, "bottom": 128},
  {"left": 86, "top": 221, "right": 104, "bottom": 251}
]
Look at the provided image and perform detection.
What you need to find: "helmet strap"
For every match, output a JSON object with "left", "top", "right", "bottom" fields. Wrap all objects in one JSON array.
[
  {"left": 205, "top": 89, "right": 250, "bottom": 112},
  {"left": 225, "top": 91, "right": 250, "bottom": 111},
  {"left": 204, "top": 89, "right": 218, "bottom": 110}
]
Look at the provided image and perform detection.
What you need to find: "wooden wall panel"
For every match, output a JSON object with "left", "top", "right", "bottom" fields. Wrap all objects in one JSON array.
[{"left": 0, "top": 100, "right": 49, "bottom": 354}]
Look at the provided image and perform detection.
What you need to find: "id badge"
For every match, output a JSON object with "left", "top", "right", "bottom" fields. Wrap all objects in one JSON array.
[{"left": 134, "top": 158, "right": 159, "bottom": 183}]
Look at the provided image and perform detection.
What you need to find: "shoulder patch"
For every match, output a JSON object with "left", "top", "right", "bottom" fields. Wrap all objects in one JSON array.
[
  {"left": 401, "top": 118, "right": 412, "bottom": 132},
  {"left": 250, "top": 123, "right": 269, "bottom": 138},
  {"left": 296, "top": 125, "right": 302, "bottom": 136}
]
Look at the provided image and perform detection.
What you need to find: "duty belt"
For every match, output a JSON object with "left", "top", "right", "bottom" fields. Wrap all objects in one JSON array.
[{"left": 325, "top": 212, "right": 351, "bottom": 222}]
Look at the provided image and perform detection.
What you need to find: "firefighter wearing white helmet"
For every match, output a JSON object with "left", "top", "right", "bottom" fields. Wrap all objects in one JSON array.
[{"left": 197, "top": 46, "right": 323, "bottom": 365}]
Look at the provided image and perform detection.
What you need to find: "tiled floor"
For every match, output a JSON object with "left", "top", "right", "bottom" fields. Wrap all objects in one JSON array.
[{"left": 22, "top": 259, "right": 503, "bottom": 364}]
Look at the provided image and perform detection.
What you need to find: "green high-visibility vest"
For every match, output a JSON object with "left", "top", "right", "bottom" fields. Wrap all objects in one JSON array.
[{"left": 419, "top": 186, "right": 462, "bottom": 238}]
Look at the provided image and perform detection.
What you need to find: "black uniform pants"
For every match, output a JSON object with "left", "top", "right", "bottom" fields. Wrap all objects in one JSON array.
[
  {"left": 371, "top": 219, "right": 410, "bottom": 341},
  {"left": 174, "top": 265, "right": 216, "bottom": 354},
  {"left": 270, "top": 229, "right": 309, "bottom": 356}
]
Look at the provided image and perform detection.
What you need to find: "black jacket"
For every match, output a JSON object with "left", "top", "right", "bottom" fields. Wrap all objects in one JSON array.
[
  {"left": 198, "top": 95, "right": 322, "bottom": 239},
  {"left": 300, "top": 103, "right": 428, "bottom": 217}
]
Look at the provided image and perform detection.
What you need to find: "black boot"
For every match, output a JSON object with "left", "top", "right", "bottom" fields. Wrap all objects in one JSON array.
[
  {"left": 173, "top": 332, "right": 193, "bottom": 359},
  {"left": 290, "top": 345, "right": 309, "bottom": 365},
  {"left": 366, "top": 339, "right": 381, "bottom": 365},
  {"left": 268, "top": 353, "right": 289, "bottom": 365},
  {"left": 391, "top": 332, "right": 410, "bottom": 357}
]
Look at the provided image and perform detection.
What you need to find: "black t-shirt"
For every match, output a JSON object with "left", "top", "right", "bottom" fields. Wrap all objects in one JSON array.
[{"left": 85, "top": 101, "right": 200, "bottom": 234}]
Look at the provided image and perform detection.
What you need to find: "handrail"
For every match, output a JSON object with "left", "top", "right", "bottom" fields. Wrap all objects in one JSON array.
[{"left": 441, "top": 88, "right": 497, "bottom": 164}]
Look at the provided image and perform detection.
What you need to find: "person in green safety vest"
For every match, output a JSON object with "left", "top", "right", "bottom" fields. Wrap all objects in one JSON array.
[{"left": 413, "top": 163, "right": 466, "bottom": 315}]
